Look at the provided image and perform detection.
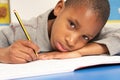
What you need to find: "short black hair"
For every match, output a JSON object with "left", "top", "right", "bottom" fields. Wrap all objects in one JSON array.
[{"left": 65, "top": 0, "right": 110, "bottom": 25}]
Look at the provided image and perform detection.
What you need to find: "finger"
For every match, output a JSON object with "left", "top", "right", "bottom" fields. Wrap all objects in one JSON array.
[
  {"left": 11, "top": 44, "right": 37, "bottom": 61},
  {"left": 21, "top": 40, "right": 40, "bottom": 52},
  {"left": 9, "top": 56, "right": 27, "bottom": 64},
  {"left": 38, "top": 52, "right": 68, "bottom": 60},
  {"left": 38, "top": 52, "right": 82, "bottom": 60},
  {"left": 38, "top": 52, "right": 60, "bottom": 60},
  {"left": 11, "top": 49, "right": 33, "bottom": 62},
  {"left": 9, "top": 40, "right": 38, "bottom": 62},
  {"left": 54, "top": 52, "right": 82, "bottom": 59},
  {"left": 19, "top": 47, "right": 38, "bottom": 61},
  {"left": 14, "top": 41, "right": 38, "bottom": 61},
  {"left": 38, "top": 53, "right": 52, "bottom": 60}
]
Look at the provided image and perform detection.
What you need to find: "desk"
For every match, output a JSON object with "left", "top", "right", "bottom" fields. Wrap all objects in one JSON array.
[{"left": 18, "top": 65, "right": 120, "bottom": 80}]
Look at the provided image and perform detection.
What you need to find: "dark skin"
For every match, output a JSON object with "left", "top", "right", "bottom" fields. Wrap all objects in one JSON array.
[
  {"left": 0, "top": 0, "right": 108, "bottom": 63},
  {"left": 38, "top": 0, "right": 108, "bottom": 59},
  {"left": 50, "top": 5, "right": 102, "bottom": 51}
]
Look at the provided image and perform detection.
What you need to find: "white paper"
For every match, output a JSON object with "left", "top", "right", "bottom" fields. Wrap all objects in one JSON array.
[{"left": 0, "top": 55, "right": 120, "bottom": 79}]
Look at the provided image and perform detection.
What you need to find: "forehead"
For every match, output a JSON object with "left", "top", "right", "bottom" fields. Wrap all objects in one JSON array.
[
  {"left": 62, "top": 6, "right": 103, "bottom": 36},
  {"left": 64, "top": 6, "right": 101, "bottom": 24}
]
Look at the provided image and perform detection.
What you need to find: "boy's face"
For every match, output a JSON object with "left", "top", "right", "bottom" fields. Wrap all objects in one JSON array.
[{"left": 50, "top": 6, "right": 104, "bottom": 52}]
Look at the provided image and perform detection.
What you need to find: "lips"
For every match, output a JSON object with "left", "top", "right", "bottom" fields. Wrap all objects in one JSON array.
[{"left": 56, "top": 42, "right": 68, "bottom": 52}]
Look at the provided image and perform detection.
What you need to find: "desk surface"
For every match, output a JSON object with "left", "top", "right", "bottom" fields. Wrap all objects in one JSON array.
[{"left": 18, "top": 64, "right": 120, "bottom": 80}]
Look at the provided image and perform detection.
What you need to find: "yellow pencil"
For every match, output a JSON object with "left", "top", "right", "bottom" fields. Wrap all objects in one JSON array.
[{"left": 13, "top": 10, "right": 38, "bottom": 57}]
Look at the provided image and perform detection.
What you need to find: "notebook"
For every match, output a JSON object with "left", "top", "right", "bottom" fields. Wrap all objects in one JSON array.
[{"left": 0, "top": 55, "right": 120, "bottom": 79}]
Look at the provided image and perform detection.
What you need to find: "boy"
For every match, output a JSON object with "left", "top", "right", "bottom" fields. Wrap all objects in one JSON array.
[{"left": 0, "top": 0, "right": 119, "bottom": 64}]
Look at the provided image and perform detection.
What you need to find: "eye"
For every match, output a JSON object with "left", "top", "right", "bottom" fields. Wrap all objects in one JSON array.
[
  {"left": 82, "top": 35, "right": 89, "bottom": 41},
  {"left": 70, "top": 21, "right": 76, "bottom": 29}
]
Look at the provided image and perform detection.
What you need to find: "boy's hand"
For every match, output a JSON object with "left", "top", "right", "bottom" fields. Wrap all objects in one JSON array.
[
  {"left": 38, "top": 51, "right": 82, "bottom": 60},
  {"left": 1, "top": 40, "right": 39, "bottom": 64}
]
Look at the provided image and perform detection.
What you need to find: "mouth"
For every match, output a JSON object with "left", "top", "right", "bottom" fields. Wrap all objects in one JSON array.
[{"left": 55, "top": 42, "right": 68, "bottom": 52}]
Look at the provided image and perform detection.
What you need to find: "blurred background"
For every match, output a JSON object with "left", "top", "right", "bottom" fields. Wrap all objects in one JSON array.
[
  {"left": 0, "top": 0, "right": 120, "bottom": 25},
  {"left": 109, "top": 0, "right": 120, "bottom": 20}
]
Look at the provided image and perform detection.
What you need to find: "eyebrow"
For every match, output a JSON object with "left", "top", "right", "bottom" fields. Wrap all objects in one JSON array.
[
  {"left": 87, "top": 34, "right": 94, "bottom": 39},
  {"left": 74, "top": 19, "right": 81, "bottom": 28}
]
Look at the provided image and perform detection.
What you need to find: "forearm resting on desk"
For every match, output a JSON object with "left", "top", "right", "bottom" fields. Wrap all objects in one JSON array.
[
  {"left": 38, "top": 43, "right": 109, "bottom": 60},
  {"left": 77, "top": 42, "right": 109, "bottom": 56}
]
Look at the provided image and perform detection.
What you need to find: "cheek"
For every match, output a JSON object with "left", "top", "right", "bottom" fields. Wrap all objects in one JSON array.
[
  {"left": 51, "top": 20, "right": 68, "bottom": 38},
  {"left": 75, "top": 41, "right": 87, "bottom": 50},
  {"left": 52, "top": 29, "right": 68, "bottom": 42},
  {"left": 50, "top": 21, "right": 67, "bottom": 46}
]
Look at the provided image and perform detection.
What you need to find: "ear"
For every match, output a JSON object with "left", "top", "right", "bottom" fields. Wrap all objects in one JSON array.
[{"left": 53, "top": 0, "right": 65, "bottom": 16}]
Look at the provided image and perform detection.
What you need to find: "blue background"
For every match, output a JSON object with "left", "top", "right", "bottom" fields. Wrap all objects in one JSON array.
[{"left": 109, "top": 0, "right": 120, "bottom": 20}]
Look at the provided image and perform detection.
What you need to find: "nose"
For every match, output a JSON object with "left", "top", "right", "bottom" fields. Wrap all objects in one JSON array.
[{"left": 65, "top": 34, "right": 78, "bottom": 48}]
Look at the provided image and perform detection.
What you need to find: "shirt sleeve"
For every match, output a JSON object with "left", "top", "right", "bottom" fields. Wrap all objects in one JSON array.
[
  {"left": 0, "top": 22, "right": 26, "bottom": 47},
  {"left": 94, "top": 25, "right": 120, "bottom": 55},
  {"left": 0, "top": 27, "right": 13, "bottom": 47}
]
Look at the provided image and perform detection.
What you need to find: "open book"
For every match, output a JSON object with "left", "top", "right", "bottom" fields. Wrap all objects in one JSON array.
[{"left": 0, "top": 55, "right": 120, "bottom": 79}]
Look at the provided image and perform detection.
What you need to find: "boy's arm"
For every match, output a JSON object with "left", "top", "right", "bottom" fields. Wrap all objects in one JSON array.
[
  {"left": 38, "top": 43, "right": 108, "bottom": 60},
  {"left": 94, "top": 26, "right": 120, "bottom": 55},
  {"left": 76, "top": 42, "right": 108, "bottom": 56}
]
